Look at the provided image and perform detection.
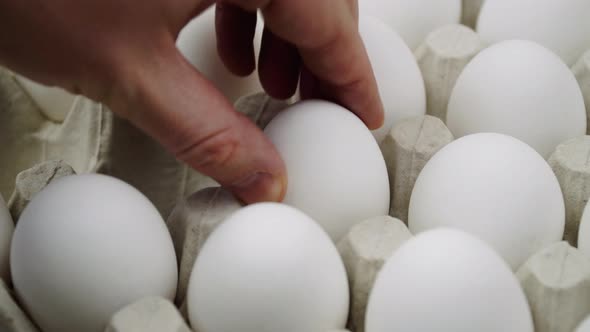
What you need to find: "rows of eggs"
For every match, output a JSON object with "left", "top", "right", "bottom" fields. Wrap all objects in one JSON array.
[{"left": 1, "top": 0, "right": 590, "bottom": 331}]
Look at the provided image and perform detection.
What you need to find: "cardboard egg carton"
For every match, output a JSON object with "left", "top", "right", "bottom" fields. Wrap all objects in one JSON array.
[
  {"left": 2, "top": 1, "right": 590, "bottom": 330},
  {"left": 0, "top": 81, "right": 290, "bottom": 331},
  {"left": 461, "top": 0, "right": 485, "bottom": 29},
  {"left": 416, "top": 22, "right": 590, "bottom": 249},
  {"left": 517, "top": 242, "right": 590, "bottom": 332},
  {"left": 0, "top": 67, "right": 217, "bottom": 220}
]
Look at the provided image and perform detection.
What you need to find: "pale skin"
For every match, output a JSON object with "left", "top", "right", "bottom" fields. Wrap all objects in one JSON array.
[{"left": 0, "top": 0, "right": 384, "bottom": 204}]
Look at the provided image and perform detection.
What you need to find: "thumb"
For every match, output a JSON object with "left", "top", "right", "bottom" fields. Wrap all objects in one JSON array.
[{"left": 105, "top": 43, "right": 287, "bottom": 204}]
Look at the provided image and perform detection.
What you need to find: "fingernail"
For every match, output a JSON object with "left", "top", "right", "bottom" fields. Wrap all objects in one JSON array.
[{"left": 230, "top": 172, "right": 286, "bottom": 204}]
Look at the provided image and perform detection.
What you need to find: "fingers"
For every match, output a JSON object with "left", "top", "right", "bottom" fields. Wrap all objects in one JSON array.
[
  {"left": 299, "top": 65, "right": 321, "bottom": 100},
  {"left": 264, "top": 0, "right": 383, "bottom": 129},
  {"left": 223, "top": 0, "right": 384, "bottom": 129},
  {"left": 258, "top": 28, "right": 301, "bottom": 99},
  {"left": 215, "top": 2, "right": 257, "bottom": 76},
  {"left": 215, "top": 2, "right": 301, "bottom": 99},
  {"left": 106, "top": 41, "right": 287, "bottom": 204}
]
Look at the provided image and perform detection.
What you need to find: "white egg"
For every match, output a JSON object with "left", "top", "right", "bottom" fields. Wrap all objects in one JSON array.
[
  {"left": 10, "top": 174, "right": 177, "bottom": 332},
  {"left": 446, "top": 40, "right": 586, "bottom": 158},
  {"left": 359, "top": 0, "right": 462, "bottom": 50},
  {"left": 359, "top": 16, "right": 426, "bottom": 142},
  {"left": 264, "top": 100, "right": 390, "bottom": 241},
  {"left": 477, "top": 0, "right": 590, "bottom": 65},
  {"left": 366, "top": 228, "right": 533, "bottom": 332},
  {"left": 177, "top": 6, "right": 263, "bottom": 102},
  {"left": 0, "top": 194, "right": 14, "bottom": 282},
  {"left": 408, "top": 133, "right": 565, "bottom": 269},
  {"left": 16, "top": 75, "right": 77, "bottom": 123},
  {"left": 187, "top": 203, "right": 349, "bottom": 332}
]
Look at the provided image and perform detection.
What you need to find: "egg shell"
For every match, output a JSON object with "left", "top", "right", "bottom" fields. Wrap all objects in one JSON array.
[
  {"left": 264, "top": 100, "right": 390, "bottom": 241},
  {"left": 0, "top": 194, "right": 13, "bottom": 284},
  {"left": 177, "top": 6, "right": 263, "bottom": 102},
  {"left": 187, "top": 203, "right": 349, "bottom": 332},
  {"left": 477, "top": 0, "right": 590, "bottom": 65},
  {"left": 15, "top": 75, "right": 78, "bottom": 123},
  {"left": 359, "top": 0, "right": 461, "bottom": 50},
  {"left": 365, "top": 228, "right": 533, "bottom": 332},
  {"left": 409, "top": 133, "right": 565, "bottom": 269},
  {"left": 358, "top": 16, "right": 426, "bottom": 142},
  {"left": 10, "top": 174, "right": 178, "bottom": 332},
  {"left": 446, "top": 40, "right": 586, "bottom": 158}
]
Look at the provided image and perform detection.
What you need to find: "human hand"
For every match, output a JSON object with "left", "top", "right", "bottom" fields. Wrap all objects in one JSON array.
[{"left": 0, "top": 0, "right": 383, "bottom": 203}]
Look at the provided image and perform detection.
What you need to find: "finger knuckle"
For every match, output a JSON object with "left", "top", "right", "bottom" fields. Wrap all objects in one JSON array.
[{"left": 174, "top": 126, "right": 239, "bottom": 171}]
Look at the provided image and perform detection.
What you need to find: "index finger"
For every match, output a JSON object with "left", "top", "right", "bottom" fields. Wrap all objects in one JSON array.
[{"left": 225, "top": 0, "right": 384, "bottom": 129}]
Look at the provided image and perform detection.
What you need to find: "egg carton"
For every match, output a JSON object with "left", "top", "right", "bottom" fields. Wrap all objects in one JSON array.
[
  {"left": 414, "top": 21, "right": 590, "bottom": 332},
  {"left": 2, "top": 4, "right": 590, "bottom": 332},
  {"left": 0, "top": 67, "right": 219, "bottom": 220},
  {"left": 0, "top": 86, "right": 289, "bottom": 331},
  {"left": 415, "top": 24, "right": 590, "bottom": 332}
]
